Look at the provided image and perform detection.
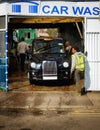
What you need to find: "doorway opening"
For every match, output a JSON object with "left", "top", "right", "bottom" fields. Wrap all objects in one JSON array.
[{"left": 8, "top": 16, "right": 84, "bottom": 91}]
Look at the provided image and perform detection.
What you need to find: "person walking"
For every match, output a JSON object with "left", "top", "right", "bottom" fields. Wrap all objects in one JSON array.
[
  {"left": 70, "top": 45, "right": 85, "bottom": 95},
  {"left": 17, "top": 37, "right": 29, "bottom": 72}
]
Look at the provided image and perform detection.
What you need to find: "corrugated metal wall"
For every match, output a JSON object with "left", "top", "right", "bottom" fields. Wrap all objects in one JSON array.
[{"left": 85, "top": 18, "right": 100, "bottom": 90}]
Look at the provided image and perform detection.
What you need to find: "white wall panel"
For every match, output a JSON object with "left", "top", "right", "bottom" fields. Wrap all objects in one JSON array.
[
  {"left": 86, "top": 33, "right": 100, "bottom": 61},
  {"left": 87, "top": 19, "right": 100, "bottom": 32},
  {"left": 85, "top": 18, "right": 100, "bottom": 91},
  {"left": 85, "top": 62, "right": 100, "bottom": 91}
]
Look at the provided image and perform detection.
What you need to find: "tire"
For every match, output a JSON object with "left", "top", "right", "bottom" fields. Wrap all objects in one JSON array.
[
  {"left": 29, "top": 78, "right": 34, "bottom": 84},
  {"left": 28, "top": 72, "right": 34, "bottom": 84}
]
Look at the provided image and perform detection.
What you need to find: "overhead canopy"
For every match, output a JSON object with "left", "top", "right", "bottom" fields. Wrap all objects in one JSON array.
[{"left": 10, "top": 17, "right": 84, "bottom": 24}]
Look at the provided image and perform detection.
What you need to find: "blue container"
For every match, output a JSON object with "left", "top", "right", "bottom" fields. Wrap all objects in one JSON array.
[
  {"left": 0, "top": 58, "right": 6, "bottom": 90},
  {"left": 0, "top": 58, "right": 6, "bottom": 65},
  {"left": 0, "top": 65, "right": 6, "bottom": 82}
]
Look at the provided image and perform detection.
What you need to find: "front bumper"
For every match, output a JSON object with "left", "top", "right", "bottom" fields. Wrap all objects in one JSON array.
[{"left": 29, "top": 60, "right": 70, "bottom": 81}]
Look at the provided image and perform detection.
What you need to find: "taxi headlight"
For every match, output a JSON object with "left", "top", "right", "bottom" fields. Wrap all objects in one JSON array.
[
  {"left": 63, "top": 62, "right": 69, "bottom": 68},
  {"left": 31, "top": 62, "right": 36, "bottom": 68}
]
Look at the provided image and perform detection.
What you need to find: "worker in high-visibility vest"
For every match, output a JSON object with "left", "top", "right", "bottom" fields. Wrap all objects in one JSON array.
[{"left": 71, "top": 45, "right": 85, "bottom": 96}]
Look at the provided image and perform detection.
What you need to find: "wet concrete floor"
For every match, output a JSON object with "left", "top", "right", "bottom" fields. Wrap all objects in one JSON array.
[{"left": 8, "top": 72, "right": 76, "bottom": 92}]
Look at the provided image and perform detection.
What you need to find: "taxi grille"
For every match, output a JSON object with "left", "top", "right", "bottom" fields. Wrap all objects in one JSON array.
[{"left": 42, "top": 61, "right": 57, "bottom": 75}]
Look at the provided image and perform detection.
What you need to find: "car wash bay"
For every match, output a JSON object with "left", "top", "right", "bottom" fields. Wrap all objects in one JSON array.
[
  {"left": 8, "top": 16, "right": 84, "bottom": 91},
  {"left": 0, "top": 1, "right": 100, "bottom": 91}
]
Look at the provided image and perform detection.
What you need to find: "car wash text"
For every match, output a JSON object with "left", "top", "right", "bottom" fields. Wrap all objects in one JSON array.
[{"left": 42, "top": 5, "right": 99, "bottom": 16}]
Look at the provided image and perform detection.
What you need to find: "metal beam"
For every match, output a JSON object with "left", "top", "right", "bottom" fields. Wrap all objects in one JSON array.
[{"left": 10, "top": 17, "right": 84, "bottom": 24}]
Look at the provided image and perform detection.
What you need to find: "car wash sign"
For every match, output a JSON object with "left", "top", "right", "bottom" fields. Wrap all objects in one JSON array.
[{"left": 0, "top": 1, "right": 100, "bottom": 17}]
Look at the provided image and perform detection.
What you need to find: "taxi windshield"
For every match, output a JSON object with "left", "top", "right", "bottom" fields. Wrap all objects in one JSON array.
[{"left": 33, "top": 39, "right": 65, "bottom": 54}]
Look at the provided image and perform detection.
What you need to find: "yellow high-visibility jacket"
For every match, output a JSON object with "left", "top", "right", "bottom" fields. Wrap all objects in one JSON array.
[{"left": 71, "top": 52, "right": 85, "bottom": 73}]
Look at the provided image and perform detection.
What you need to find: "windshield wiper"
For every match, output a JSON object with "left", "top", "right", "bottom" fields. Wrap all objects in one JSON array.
[{"left": 34, "top": 45, "right": 64, "bottom": 54}]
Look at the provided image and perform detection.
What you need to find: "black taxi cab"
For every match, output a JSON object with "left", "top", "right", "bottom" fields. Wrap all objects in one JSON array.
[{"left": 28, "top": 37, "right": 70, "bottom": 84}]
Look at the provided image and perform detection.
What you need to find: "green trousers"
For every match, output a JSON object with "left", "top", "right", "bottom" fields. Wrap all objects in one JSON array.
[{"left": 74, "top": 69, "right": 84, "bottom": 93}]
